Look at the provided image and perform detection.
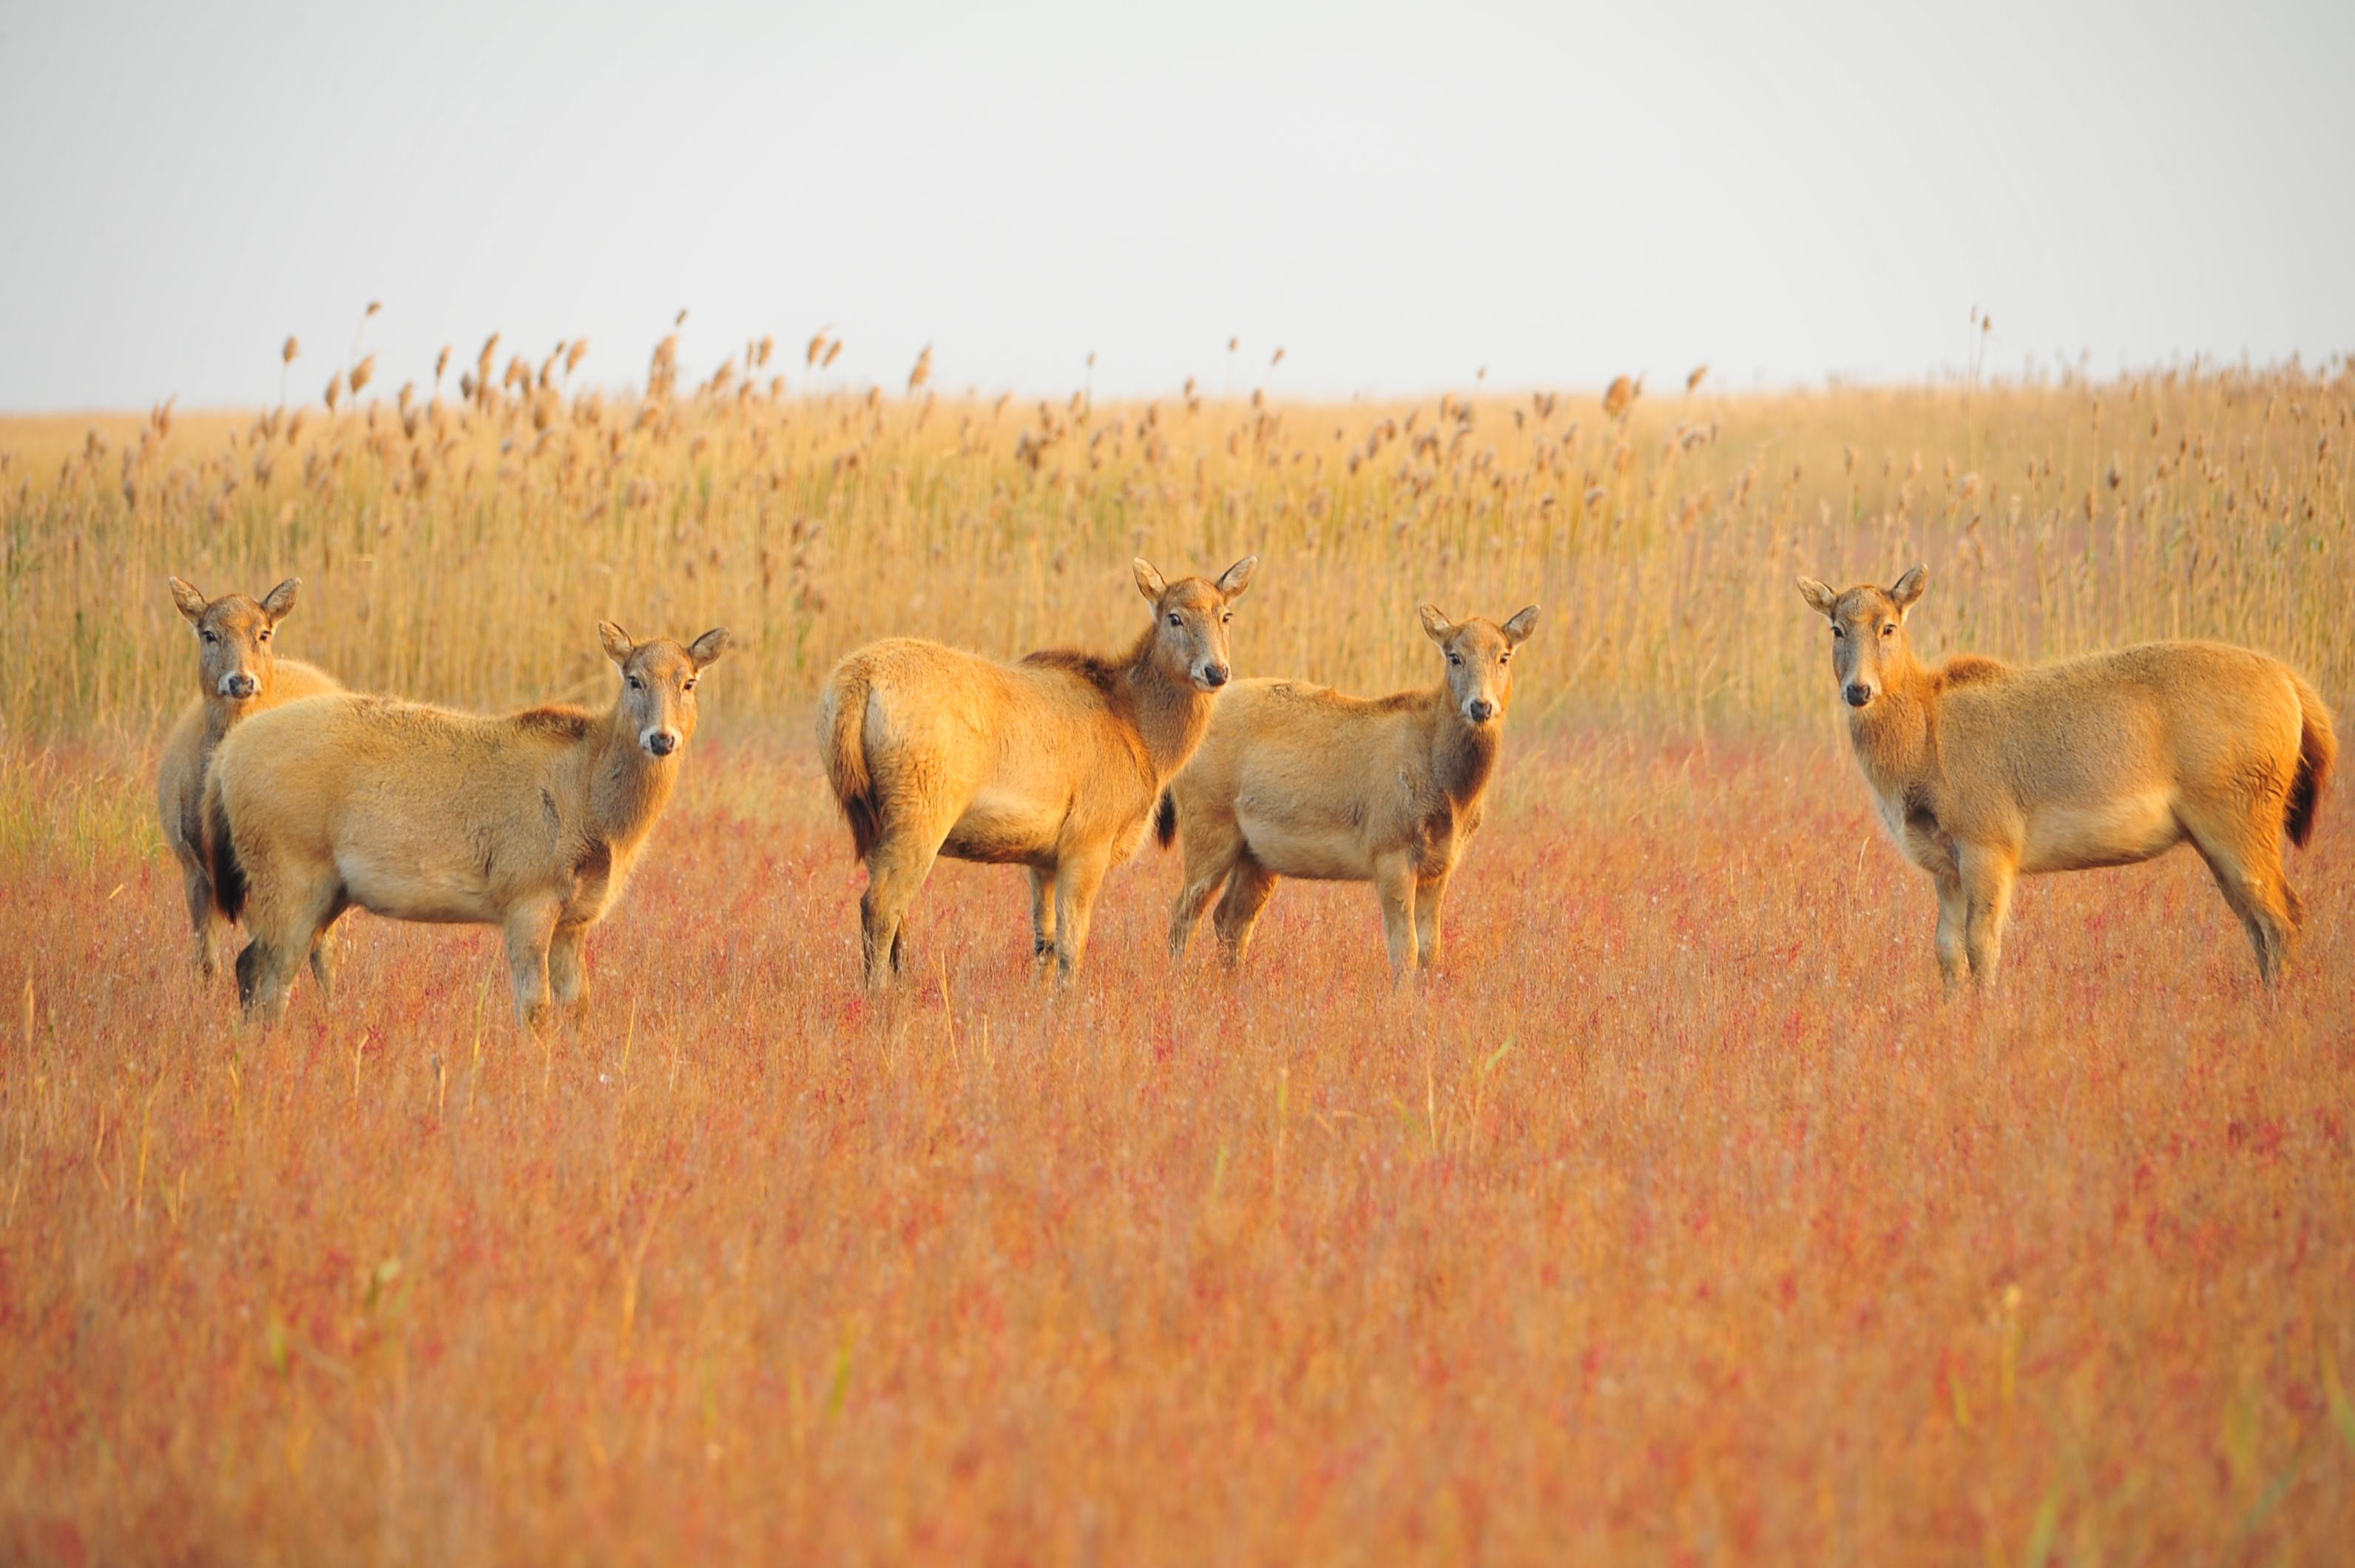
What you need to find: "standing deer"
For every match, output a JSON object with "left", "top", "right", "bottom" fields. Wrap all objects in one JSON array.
[
  {"left": 155, "top": 576, "right": 342, "bottom": 982},
  {"left": 1798, "top": 566, "right": 2335, "bottom": 984},
  {"left": 1161, "top": 604, "right": 1538, "bottom": 974},
  {"left": 204, "top": 621, "right": 729, "bottom": 1030},
  {"left": 818, "top": 556, "right": 1258, "bottom": 986}
]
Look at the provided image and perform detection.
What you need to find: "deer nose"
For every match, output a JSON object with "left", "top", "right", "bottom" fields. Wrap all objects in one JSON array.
[
  {"left": 223, "top": 672, "right": 260, "bottom": 699},
  {"left": 1467, "top": 698, "right": 1497, "bottom": 723},
  {"left": 1843, "top": 683, "right": 1873, "bottom": 708},
  {"left": 645, "top": 730, "right": 679, "bottom": 757},
  {"left": 1202, "top": 663, "right": 1230, "bottom": 689}
]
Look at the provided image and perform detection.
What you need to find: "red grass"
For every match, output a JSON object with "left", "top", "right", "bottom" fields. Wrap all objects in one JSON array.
[{"left": 1, "top": 734, "right": 2351, "bottom": 1561}]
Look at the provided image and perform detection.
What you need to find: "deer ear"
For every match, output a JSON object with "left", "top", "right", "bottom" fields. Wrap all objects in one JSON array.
[
  {"left": 1890, "top": 564, "right": 1927, "bottom": 615},
  {"left": 1796, "top": 578, "right": 1838, "bottom": 618},
  {"left": 686, "top": 627, "right": 731, "bottom": 669},
  {"left": 1419, "top": 605, "right": 1453, "bottom": 644},
  {"left": 1132, "top": 558, "right": 1168, "bottom": 604},
  {"left": 259, "top": 578, "right": 300, "bottom": 622},
  {"left": 597, "top": 621, "right": 636, "bottom": 666},
  {"left": 1502, "top": 605, "right": 1541, "bottom": 645},
  {"left": 1214, "top": 554, "right": 1258, "bottom": 600},
  {"left": 169, "top": 576, "right": 209, "bottom": 625}
]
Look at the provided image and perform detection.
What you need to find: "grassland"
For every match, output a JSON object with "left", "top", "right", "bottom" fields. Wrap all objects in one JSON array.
[{"left": 1, "top": 344, "right": 2351, "bottom": 1561}]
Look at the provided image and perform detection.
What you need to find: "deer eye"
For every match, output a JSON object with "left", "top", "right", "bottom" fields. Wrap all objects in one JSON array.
[
  {"left": 200, "top": 629, "right": 217, "bottom": 644},
  {"left": 1880, "top": 622, "right": 1895, "bottom": 638},
  {"left": 1167, "top": 613, "right": 1182, "bottom": 627},
  {"left": 683, "top": 679, "right": 697, "bottom": 692},
  {"left": 257, "top": 629, "right": 271, "bottom": 643},
  {"left": 1447, "top": 653, "right": 1461, "bottom": 666},
  {"left": 627, "top": 675, "right": 643, "bottom": 692},
  {"left": 1500, "top": 652, "right": 1511, "bottom": 664},
  {"left": 1831, "top": 626, "right": 1845, "bottom": 639},
  {"left": 1221, "top": 612, "right": 1231, "bottom": 624}
]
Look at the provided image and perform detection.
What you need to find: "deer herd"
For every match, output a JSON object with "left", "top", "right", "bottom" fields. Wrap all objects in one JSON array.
[{"left": 163, "top": 560, "right": 2334, "bottom": 1031}]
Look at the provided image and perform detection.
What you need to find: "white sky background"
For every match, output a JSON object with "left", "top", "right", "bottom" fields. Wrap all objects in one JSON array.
[{"left": 1, "top": 0, "right": 2349, "bottom": 411}]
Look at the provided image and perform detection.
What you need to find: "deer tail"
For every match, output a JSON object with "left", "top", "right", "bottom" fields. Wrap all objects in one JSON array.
[
  {"left": 202, "top": 771, "right": 248, "bottom": 924},
  {"left": 821, "top": 671, "right": 882, "bottom": 862},
  {"left": 1154, "top": 789, "right": 1178, "bottom": 850},
  {"left": 2286, "top": 671, "right": 2337, "bottom": 850}
]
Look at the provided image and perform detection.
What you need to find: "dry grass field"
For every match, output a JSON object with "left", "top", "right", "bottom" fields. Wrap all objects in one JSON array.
[{"left": 1, "top": 341, "right": 2351, "bottom": 1561}]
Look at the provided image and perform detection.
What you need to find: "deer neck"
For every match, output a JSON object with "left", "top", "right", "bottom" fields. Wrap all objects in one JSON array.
[
  {"left": 1848, "top": 663, "right": 1937, "bottom": 797},
  {"left": 584, "top": 707, "right": 680, "bottom": 856},
  {"left": 1429, "top": 695, "right": 1503, "bottom": 807},
  {"left": 1122, "top": 631, "right": 1214, "bottom": 783}
]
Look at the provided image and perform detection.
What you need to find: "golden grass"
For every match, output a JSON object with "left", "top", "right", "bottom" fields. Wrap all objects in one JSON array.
[
  {"left": 1, "top": 354, "right": 2347, "bottom": 740},
  {"left": 0, "top": 342, "right": 2351, "bottom": 1560}
]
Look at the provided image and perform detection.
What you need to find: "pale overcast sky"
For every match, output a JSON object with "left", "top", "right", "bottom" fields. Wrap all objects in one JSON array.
[{"left": 1, "top": 0, "right": 2348, "bottom": 410}]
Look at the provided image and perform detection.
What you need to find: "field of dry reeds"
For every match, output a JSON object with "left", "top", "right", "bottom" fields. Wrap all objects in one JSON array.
[{"left": 1, "top": 333, "right": 2351, "bottom": 1561}]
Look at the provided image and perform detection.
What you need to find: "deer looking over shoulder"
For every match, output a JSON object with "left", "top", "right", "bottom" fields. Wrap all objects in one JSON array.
[
  {"left": 819, "top": 556, "right": 1258, "bottom": 987},
  {"left": 155, "top": 575, "right": 342, "bottom": 983}
]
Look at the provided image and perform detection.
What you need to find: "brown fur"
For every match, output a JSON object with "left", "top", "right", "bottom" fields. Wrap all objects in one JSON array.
[
  {"left": 1019, "top": 645, "right": 1130, "bottom": 700},
  {"left": 1799, "top": 567, "right": 2335, "bottom": 985},
  {"left": 155, "top": 575, "right": 342, "bottom": 985},
  {"left": 204, "top": 622, "right": 728, "bottom": 1030},
  {"left": 1935, "top": 654, "right": 2007, "bottom": 689},
  {"left": 817, "top": 555, "right": 1258, "bottom": 986},
  {"left": 1163, "top": 604, "right": 1539, "bottom": 974},
  {"left": 513, "top": 705, "right": 595, "bottom": 738}
]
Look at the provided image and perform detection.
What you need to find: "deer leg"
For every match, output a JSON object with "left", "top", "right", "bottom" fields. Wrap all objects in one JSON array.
[
  {"left": 2183, "top": 814, "right": 2297, "bottom": 983},
  {"left": 1027, "top": 867, "right": 1059, "bottom": 964},
  {"left": 550, "top": 923, "right": 590, "bottom": 1021},
  {"left": 860, "top": 831, "right": 944, "bottom": 990},
  {"left": 1374, "top": 852, "right": 1419, "bottom": 979},
  {"left": 1413, "top": 869, "right": 1453, "bottom": 971},
  {"left": 1211, "top": 854, "right": 1279, "bottom": 967},
  {"left": 235, "top": 863, "right": 335, "bottom": 1027},
  {"left": 305, "top": 896, "right": 348, "bottom": 1004},
  {"left": 1932, "top": 872, "right": 1967, "bottom": 991},
  {"left": 1168, "top": 862, "right": 1231, "bottom": 963},
  {"left": 1050, "top": 848, "right": 1112, "bottom": 981},
  {"left": 1169, "top": 817, "right": 1242, "bottom": 962},
  {"left": 182, "top": 862, "right": 225, "bottom": 979},
  {"left": 305, "top": 931, "right": 338, "bottom": 1003},
  {"left": 233, "top": 939, "right": 295, "bottom": 1027},
  {"left": 504, "top": 899, "right": 561, "bottom": 1033},
  {"left": 1957, "top": 848, "right": 2018, "bottom": 984}
]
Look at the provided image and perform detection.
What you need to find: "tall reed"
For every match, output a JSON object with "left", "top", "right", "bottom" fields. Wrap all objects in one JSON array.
[{"left": 2, "top": 345, "right": 2347, "bottom": 740}]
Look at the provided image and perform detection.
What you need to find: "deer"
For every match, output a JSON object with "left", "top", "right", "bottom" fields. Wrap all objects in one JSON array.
[
  {"left": 1160, "top": 604, "right": 1539, "bottom": 974},
  {"left": 817, "top": 556, "right": 1258, "bottom": 987},
  {"left": 1798, "top": 566, "right": 2334, "bottom": 985},
  {"left": 155, "top": 576, "right": 342, "bottom": 984},
  {"left": 203, "top": 621, "right": 729, "bottom": 1030}
]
